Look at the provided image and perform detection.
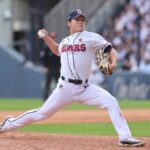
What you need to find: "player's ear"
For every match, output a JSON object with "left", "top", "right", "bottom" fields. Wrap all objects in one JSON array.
[{"left": 67, "top": 21, "right": 70, "bottom": 28}]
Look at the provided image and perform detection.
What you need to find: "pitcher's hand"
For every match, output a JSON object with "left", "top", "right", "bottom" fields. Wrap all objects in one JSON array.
[{"left": 37, "top": 29, "right": 48, "bottom": 39}]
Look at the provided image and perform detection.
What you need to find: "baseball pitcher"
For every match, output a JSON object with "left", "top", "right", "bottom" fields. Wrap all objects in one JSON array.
[{"left": 0, "top": 9, "right": 144, "bottom": 147}]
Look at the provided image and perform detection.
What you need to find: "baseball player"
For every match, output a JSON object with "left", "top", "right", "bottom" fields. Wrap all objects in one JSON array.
[{"left": 0, "top": 9, "right": 144, "bottom": 147}]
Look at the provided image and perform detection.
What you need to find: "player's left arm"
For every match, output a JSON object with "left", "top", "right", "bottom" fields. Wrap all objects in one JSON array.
[
  {"left": 109, "top": 48, "right": 117, "bottom": 72},
  {"left": 94, "top": 33, "right": 118, "bottom": 74}
]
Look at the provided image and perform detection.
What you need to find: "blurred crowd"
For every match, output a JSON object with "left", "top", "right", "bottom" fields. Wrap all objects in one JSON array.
[{"left": 101, "top": 0, "right": 150, "bottom": 73}]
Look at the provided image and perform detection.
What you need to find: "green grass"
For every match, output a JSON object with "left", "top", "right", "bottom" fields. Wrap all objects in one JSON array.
[
  {"left": 0, "top": 98, "right": 150, "bottom": 110},
  {"left": 119, "top": 100, "right": 150, "bottom": 109},
  {"left": 66, "top": 100, "right": 150, "bottom": 110},
  {"left": 19, "top": 121, "right": 150, "bottom": 137},
  {"left": 0, "top": 98, "right": 43, "bottom": 111}
]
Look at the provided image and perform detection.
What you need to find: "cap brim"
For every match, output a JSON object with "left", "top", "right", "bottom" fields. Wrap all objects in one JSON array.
[{"left": 73, "top": 14, "right": 86, "bottom": 20}]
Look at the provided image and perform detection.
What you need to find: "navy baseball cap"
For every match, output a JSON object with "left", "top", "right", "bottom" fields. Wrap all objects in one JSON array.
[{"left": 66, "top": 9, "right": 86, "bottom": 21}]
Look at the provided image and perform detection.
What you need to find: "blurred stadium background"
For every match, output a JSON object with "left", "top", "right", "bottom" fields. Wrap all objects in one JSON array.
[{"left": 0, "top": 0, "right": 150, "bottom": 99}]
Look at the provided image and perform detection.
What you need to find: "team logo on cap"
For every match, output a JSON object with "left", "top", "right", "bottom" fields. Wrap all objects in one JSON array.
[{"left": 77, "top": 9, "right": 82, "bottom": 14}]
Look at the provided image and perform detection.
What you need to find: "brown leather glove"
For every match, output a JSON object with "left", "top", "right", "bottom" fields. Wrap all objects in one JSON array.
[{"left": 95, "top": 49, "right": 112, "bottom": 75}]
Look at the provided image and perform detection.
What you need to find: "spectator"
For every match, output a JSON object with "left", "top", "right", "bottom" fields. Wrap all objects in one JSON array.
[
  {"left": 140, "top": 53, "right": 150, "bottom": 73},
  {"left": 140, "top": 35, "right": 150, "bottom": 73}
]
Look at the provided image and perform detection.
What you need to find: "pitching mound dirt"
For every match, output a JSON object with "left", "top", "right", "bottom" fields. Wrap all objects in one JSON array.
[{"left": 0, "top": 132, "right": 149, "bottom": 150}]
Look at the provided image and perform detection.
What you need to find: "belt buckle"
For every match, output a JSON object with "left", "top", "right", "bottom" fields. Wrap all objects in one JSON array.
[{"left": 74, "top": 79, "right": 82, "bottom": 84}]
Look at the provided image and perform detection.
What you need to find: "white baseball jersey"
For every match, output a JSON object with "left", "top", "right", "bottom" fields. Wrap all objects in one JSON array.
[
  {"left": 0, "top": 30, "right": 132, "bottom": 142},
  {"left": 58, "top": 31, "right": 110, "bottom": 79}
]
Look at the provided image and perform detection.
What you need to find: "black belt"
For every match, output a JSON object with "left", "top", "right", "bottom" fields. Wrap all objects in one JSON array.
[{"left": 61, "top": 76, "right": 88, "bottom": 85}]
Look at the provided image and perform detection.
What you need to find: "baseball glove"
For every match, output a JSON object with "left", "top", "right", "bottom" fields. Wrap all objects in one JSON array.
[{"left": 95, "top": 49, "right": 112, "bottom": 75}]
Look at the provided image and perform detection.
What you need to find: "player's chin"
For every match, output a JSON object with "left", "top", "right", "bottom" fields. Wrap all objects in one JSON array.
[{"left": 76, "top": 27, "right": 84, "bottom": 32}]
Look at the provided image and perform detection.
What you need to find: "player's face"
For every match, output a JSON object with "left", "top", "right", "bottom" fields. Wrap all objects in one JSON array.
[{"left": 67, "top": 16, "right": 85, "bottom": 34}]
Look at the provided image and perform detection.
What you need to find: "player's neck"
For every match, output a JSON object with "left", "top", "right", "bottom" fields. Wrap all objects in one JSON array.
[{"left": 70, "top": 30, "right": 84, "bottom": 35}]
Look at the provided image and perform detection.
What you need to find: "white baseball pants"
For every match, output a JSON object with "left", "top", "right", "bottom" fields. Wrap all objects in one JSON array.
[{"left": 1, "top": 78, "right": 132, "bottom": 140}]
